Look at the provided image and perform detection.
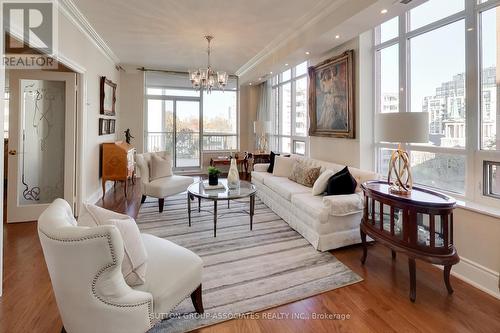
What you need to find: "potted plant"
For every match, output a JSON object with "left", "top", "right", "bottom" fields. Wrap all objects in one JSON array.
[{"left": 207, "top": 166, "right": 221, "bottom": 186}]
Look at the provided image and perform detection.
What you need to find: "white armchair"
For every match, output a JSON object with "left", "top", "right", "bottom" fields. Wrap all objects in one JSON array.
[
  {"left": 38, "top": 199, "right": 203, "bottom": 333},
  {"left": 136, "top": 152, "right": 194, "bottom": 213}
]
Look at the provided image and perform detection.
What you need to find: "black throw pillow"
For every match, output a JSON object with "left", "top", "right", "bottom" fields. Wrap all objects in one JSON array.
[
  {"left": 267, "top": 151, "right": 280, "bottom": 173},
  {"left": 325, "top": 167, "right": 357, "bottom": 195}
]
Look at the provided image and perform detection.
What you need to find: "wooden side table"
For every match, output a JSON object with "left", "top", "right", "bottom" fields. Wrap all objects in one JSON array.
[{"left": 360, "top": 180, "right": 459, "bottom": 302}]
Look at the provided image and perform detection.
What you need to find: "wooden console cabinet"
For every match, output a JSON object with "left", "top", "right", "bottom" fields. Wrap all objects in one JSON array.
[
  {"left": 101, "top": 142, "right": 135, "bottom": 199},
  {"left": 360, "top": 180, "right": 459, "bottom": 302}
]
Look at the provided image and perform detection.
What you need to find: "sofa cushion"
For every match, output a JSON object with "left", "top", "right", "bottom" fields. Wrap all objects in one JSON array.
[
  {"left": 312, "top": 169, "right": 335, "bottom": 196},
  {"left": 349, "top": 167, "right": 379, "bottom": 192},
  {"left": 267, "top": 151, "right": 280, "bottom": 173},
  {"left": 251, "top": 170, "right": 270, "bottom": 183},
  {"left": 288, "top": 161, "right": 321, "bottom": 187},
  {"left": 134, "top": 234, "right": 202, "bottom": 314},
  {"left": 322, "top": 192, "right": 364, "bottom": 216},
  {"left": 272, "top": 156, "right": 295, "bottom": 177},
  {"left": 264, "top": 176, "right": 310, "bottom": 201},
  {"left": 149, "top": 153, "right": 173, "bottom": 181},
  {"left": 326, "top": 167, "right": 357, "bottom": 195},
  {"left": 290, "top": 192, "right": 330, "bottom": 223}
]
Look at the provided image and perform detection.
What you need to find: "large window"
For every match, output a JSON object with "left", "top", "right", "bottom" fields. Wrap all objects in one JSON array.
[
  {"left": 145, "top": 72, "right": 238, "bottom": 160},
  {"left": 374, "top": 0, "right": 500, "bottom": 203},
  {"left": 270, "top": 61, "right": 309, "bottom": 155}
]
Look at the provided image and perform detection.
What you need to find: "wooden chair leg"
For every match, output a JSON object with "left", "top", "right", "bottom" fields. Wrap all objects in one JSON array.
[
  {"left": 141, "top": 195, "right": 147, "bottom": 204},
  {"left": 191, "top": 284, "right": 204, "bottom": 314},
  {"left": 158, "top": 198, "right": 165, "bottom": 213}
]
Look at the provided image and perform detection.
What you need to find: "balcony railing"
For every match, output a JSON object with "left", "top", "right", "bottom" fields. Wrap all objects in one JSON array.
[{"left": 145, "top": 132, "right": 237, "bottom": 153}]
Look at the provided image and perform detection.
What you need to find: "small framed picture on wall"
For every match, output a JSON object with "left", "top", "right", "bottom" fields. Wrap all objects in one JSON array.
[
  {"left": 99, "top": 118, "right": 108, "bottom": 135},
  {"left": 109, "top": 119, "right": 116, "bottom": 134}
]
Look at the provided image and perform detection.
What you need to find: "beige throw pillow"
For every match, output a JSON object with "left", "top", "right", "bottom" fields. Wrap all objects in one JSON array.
[
  {"left": 149, "top": 153, "right": 172, "bottom": 181},
  {"left": 288, "top": 162, "right": 321, "bottom": 187},
  {"left": 78, "top": 203, "right": 148, "bottom": 286},
  {"left": 272, "top": 156, "right": 295, "bottom": 177},
  {"left": 312, "top": 169, "right": 335, "bottom": 195}
]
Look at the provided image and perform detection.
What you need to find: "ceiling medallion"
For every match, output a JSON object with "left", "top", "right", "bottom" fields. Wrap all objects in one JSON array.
[{"left": 189, "top": 35, "right": 228, "bottom": 93}]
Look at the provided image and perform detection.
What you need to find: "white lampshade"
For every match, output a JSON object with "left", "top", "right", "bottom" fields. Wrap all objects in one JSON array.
[
  {"left": 376, "top": 112, "right": 429, "bottom": 143},
  {"left": 254, "top": 121, "right": 271, "bottom": 134}
]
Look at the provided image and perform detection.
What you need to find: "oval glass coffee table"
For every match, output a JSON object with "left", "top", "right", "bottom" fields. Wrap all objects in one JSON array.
[{"left": 187, "top": 179, "right": 256, "bottom": 237}]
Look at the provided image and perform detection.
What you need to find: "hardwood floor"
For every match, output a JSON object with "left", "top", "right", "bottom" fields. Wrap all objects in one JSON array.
[{"left": 1, "top": 180, "right": 500, "bottom": 333}]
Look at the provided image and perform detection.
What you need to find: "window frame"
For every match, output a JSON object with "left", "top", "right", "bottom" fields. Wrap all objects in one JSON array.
[
  {"left": 270, "top": 62, "right": 309, "bottom": 155},
  {"left": 144, "top": 83, "right": 239, "bottom": 154},
  {"left": 373, "top": 0, "right": 500, "bottom": 203}
]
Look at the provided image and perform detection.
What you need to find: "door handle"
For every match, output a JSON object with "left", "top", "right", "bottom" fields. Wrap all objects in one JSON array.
[{"left": 8, "top": 150, "right": 17, "bottom": 156}]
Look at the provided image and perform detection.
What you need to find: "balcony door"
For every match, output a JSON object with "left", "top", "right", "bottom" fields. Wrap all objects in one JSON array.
[{"left": 146, "top": 97, "right": 201, "bottom": 169}]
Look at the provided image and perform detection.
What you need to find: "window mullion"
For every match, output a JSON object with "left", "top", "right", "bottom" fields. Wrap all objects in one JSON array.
[
  {"left": 465, "top": 0, "right": 479, "bottom": 201},
  {"left": 399, "top": 12, "right": 408, "bottom": 114}
]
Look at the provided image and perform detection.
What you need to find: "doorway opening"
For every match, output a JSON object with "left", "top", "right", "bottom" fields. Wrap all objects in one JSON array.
[{"left": 4, "top": 64, "right": 79, "bottom": 223}]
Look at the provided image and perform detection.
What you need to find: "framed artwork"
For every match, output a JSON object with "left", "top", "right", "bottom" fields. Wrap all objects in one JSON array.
[
  {"left": 99, "top": 118, "right": 109, "bottom": 135},
  {"left": 100, "top": 76, "right": 117, "bottom": 116},
  {"left": 308, "top": 50, "right": 354, "bottom": 138},
  {"left": 109, "top": 119, "right": 116, "bottom": 134}
]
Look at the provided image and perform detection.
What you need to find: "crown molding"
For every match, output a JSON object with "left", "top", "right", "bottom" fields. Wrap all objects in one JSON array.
[
  {"left": 58, "top": 0, "right": 120, "bottom": 65},
  {"left": 235, "top": 0, "right": 346, "bottom": 77}
]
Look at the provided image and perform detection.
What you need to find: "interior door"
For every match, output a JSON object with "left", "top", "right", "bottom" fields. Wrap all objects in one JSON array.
[
  {"left": 7, "top": 70, "right": 76, "bottom": 222},
  {"left": 174, "top": 100, "right": 200, "bottom": 168}
]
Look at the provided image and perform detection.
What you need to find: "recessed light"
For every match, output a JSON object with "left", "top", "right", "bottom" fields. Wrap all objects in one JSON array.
[
  {"left": 305, "top": 51, "right": 310, "bottom": 55},
  {"left": 270, "top": 71, "right": 273, "bottom": 74},
  {"left": 335, "top": 35, "right": 340, "bottom": 39},
  {"left": 258, "top": 77, "right": 262, "bottom": 80},
  {"left": 249, "top": 83, "right": 252, "bottom": 86},
  {"left": 285, "top": 63, "right": 289, "bottom": 66},
  {"left": 381, "top": 9, "right": 388, "bottom": 14}
]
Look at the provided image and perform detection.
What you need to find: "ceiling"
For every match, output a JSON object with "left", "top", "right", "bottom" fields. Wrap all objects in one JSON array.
[{"left": 73, "top": 0, "right": 330, "bottom": 74}]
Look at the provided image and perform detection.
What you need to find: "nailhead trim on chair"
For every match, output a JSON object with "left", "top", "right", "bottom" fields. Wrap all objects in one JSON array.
[{"left": 39, "top": 230, "right": 155, "bottom": 328}]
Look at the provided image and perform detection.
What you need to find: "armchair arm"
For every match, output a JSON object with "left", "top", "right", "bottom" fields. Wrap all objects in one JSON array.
[
  {"left": 253, "top": 163, "right": 270, "bottom": 172},
  {"left": 322, "top": 192, "right": 364, "bottom": 216},
  {"left": 135, "top": 154, "right": 151, "bottom": 186}
]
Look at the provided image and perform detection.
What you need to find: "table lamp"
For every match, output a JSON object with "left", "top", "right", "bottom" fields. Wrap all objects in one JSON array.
[
  {"left": 254, "top": 120, "right": 270, "bottom": 153},
  {"left": 376, "top": 112, "right": 429, "bottom": 195}
]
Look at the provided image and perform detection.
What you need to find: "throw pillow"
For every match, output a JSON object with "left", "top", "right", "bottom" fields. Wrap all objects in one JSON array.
[
  {"left": 312, "top": 169, "right": 335, "bottom": 195},
  {"left": 149, "top": 153, "right": 172, "bottom": 181},
  {"left": 288, "top": 162, "right": 321, "bottom": 187},
  {"left": 78, "top": 203, "right": 148, "bottom": 286},
  {"left": 267, "top": 151, "right": 279, "bottom": 173},
  {"left": 272, "top": 155, "right": 295, "bottom": 177},
  {"left": 108, "top": 218, "right": 148, "bottom": 286},
  {"left": 326, "top": 166, "right": 358, "bottom": 195}
]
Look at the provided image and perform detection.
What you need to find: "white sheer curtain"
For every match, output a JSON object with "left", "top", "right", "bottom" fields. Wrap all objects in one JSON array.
[{"left": 257, "top": 80, "right": 277, "bottom": 150}]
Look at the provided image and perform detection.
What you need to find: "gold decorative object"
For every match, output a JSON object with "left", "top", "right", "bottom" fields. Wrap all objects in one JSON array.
[{"left": 387, "top": 144, "right": 413, "bottom": 195}]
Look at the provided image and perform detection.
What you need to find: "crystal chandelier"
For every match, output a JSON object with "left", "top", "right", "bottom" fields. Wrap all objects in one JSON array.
[{"left": 189, "top": 35, "right": 228, "bottom": 93}]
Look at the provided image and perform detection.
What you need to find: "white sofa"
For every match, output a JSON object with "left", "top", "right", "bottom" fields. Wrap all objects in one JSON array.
[
  {"left": 38, "top": 199, "right": 203, "bottom": 333},
  {"left": 252, "top": 155, "right": 379, "bottom": 251}
]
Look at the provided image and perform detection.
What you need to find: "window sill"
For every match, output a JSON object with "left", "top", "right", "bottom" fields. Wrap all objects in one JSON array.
[{"left": 455, "top": 199, "right": 500, "bottom": 220}]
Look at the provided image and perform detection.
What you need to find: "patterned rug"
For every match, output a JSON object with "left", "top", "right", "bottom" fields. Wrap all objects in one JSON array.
[{"left": 136, "top": 192, "right": 362, "bottom": 333}]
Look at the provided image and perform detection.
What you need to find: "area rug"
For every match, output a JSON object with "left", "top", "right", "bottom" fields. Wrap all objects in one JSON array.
[{"left": 136, "top": 192, "right": 362, "bottom": 333}]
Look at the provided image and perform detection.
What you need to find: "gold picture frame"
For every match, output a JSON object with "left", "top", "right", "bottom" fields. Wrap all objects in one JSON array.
[{"left": 308, "top": 50, "right": 354, "bottom": 138}]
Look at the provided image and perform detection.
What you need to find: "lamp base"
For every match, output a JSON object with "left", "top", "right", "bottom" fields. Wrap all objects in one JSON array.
[{"left": 387, "top": 145, "right": 413, "bottom": 195}]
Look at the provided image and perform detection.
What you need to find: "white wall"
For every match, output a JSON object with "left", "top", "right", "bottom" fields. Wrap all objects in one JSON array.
[
  {"left": 308, "top": 34, "right": 374, "bottom": 168},
  {"left": 118, "top": 69, "right": 144, "bottom": 153},
  {"left": 56, "top": 11, "right": 120, "bottom": 202}
]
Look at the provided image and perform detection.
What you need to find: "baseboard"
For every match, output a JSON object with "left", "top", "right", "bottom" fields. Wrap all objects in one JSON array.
[
  {"left": 87, "top": 181, "right": 114, "bottom": 204},
  {"left": 447, "top": 256, "right": 500, "bottom": 300}
]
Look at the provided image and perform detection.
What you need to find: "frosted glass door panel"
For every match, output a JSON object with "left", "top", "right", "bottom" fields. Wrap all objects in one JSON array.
[{"left": 19, "top": 79, "right": 65, "bottom": 205}]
